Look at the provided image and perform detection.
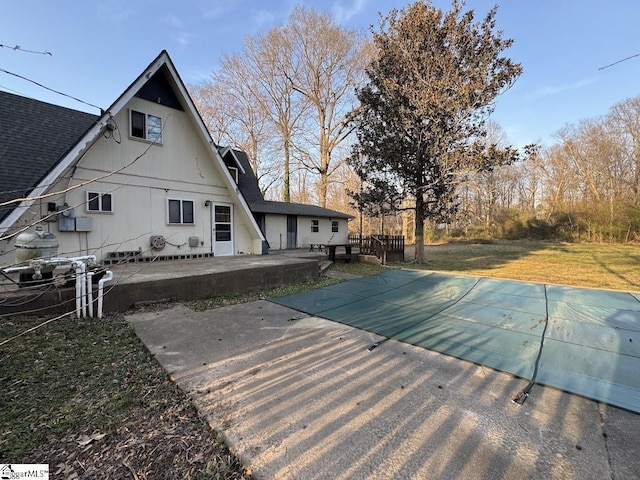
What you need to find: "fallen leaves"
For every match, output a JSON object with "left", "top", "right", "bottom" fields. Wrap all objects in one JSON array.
[{"left": 77, "top": 431, "right": 107, "bottom": 446}]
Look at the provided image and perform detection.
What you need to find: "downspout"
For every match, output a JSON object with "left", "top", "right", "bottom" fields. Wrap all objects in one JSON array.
[{"left": 205, "top": 200, "right": 213, "bottom": 255}]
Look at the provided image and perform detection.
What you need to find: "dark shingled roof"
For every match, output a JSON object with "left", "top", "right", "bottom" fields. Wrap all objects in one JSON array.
[
  {"left": 249, "top": 200, "right": 352, "bottom": 219},
  {"left": 0, "top": 91, "right": 98, "bottom": 222},
  {"left": 221, "top": 148, "right": 352, "bottom": 219},
  {"left": 228, "top": 149, "right": 265, "bottom": 204}
]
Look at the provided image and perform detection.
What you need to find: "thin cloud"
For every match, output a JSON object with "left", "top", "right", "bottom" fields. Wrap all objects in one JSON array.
[
  {"left": 175, "top": 32, "right": 193, "bottom": 47},
  {"left": 96, "top": 4, "right": 131, "bottom": 25},
  {"left": 202, "top": 5, "right": 233, "bottom": 20},
  {"left": 165, "top": 14, "right": 184, "bottom": 29},
  {"left": 331, "top": 0, "right": 367, "bottom": 24},
  {"left": 251, "top": 9, "right": 276, "bottom": 27},
  {"left": 526, "top": 77, "right": 597, "bottom": 101}
]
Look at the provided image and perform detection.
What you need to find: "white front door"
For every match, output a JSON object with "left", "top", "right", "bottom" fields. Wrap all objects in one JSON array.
[{"left": 212, "top": 203, "right": 233, "bottom": 256}]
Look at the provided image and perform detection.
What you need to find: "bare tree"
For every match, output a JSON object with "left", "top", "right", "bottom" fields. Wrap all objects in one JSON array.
[
  {"left": 609, "top": 97, "right": 640, "bottom": 206},
  {"left": 243, "top": 28, "right": 311, "bottom": 202},
  {"left": 190, "top": 56, "right": 281, "bottom": 195},
  {"left": 283, "top": 5, "right": 371, "bottom": 207}
]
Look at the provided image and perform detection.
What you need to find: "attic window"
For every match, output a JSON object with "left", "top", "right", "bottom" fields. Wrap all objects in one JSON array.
[
  {"left": 228, "top": 166, "right": 239, "bottom": 183},
  {"left": 130, "top": 110, "right": 162, "bottom": 144}
]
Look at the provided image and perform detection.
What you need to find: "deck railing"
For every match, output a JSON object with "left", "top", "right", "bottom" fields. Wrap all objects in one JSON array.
[{"left": 348, "top": 234, "right": 405, "bottom": 264}]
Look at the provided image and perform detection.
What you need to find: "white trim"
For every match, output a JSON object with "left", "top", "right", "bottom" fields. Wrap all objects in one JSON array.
[
  {"left": 218, "top": 146, "right": 247, "bottom": 174},
  {"left": 86, "top": 190, "right": 114, "bottom": 213},
  {"left": 228, "top": 166, "right": 239, "bottom": 183}
]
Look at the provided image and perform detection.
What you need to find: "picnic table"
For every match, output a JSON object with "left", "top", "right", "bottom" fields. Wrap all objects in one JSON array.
[{"left": 324, "top": 243, "right": 352, "bottom": 262}]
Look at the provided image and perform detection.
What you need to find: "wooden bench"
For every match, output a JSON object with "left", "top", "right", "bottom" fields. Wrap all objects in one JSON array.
[{"left": 309, "top": 244, "right": 324, "bottom": 252}]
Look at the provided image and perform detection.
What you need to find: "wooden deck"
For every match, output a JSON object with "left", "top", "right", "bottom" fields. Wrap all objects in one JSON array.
[{"left": 349, "top": 234, "right": 405, "bottom": 264}]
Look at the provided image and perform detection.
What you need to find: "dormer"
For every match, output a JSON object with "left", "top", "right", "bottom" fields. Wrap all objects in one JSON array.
[{"left": 218, "top": 146, "right": 246, "bottom": 184}]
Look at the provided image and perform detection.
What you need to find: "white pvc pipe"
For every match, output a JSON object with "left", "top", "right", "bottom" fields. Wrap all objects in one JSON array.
[
  {"left": 87, "top": 271, "right": 94, "bottom": 318},
  {"left": 50, "top": 255, "right": 96, "bottom": 264},
  {"left": 1, "top": 265, "right": 32, "bottom": 274},
  {"left": 2, "top": 255, "right": 100, "bottom": 319},
  {"left": 97, "top": 270, "right": 113, "bottom": 319},
  {"left": 79, "top": 262, "right": 87, "bottom": 318},
  {"left": 75, "top": 264, "right": 82, "bottom": 318}
]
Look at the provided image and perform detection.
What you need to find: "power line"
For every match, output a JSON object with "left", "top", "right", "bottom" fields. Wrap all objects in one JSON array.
[
  {"left": 598, "top": 52, "right": 640, "bottom": 71},
  {"left": 0, "top": 44, "right": 52, "bottom": 56},
  {"left": 0, "top": 67, "right": 102, "bottom": 111}
]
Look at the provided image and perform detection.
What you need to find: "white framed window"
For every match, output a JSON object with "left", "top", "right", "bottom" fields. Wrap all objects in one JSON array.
[
  {"left": 86, "top": 191, "right": 113, "bottom": 213},
  {"left": 311, "top": 219, "right": 319, "bottom": 233},
  {"left": 227, "top": 166, "right": 239, "bottom": 183},
  {"left": 130, "top": 109, "right": 163, "bottom": 143},
  {"left": 167, "top": 199, "right": 194, "bottom": 224},
  {"left": 332, "top": 220, "right": 339, "bottom": 232}
]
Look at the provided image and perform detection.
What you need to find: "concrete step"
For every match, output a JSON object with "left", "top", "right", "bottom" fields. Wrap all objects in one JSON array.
[{"left": 318, "top": 260, "right": 333, "bottom": 275}]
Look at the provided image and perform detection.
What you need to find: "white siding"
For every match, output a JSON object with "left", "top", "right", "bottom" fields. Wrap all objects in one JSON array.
[
  {"left": 263, "top": 214, "right": 288, "bottom": 250},
  {"left": 0, "top": 97, "right": 263, "bottom": 267},
  {"left": 263, "top": 214, "right": 349, "bottom": 251}
]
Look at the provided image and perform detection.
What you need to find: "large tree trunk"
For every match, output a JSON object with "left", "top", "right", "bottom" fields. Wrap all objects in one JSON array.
[
  {"left": 318, "top": 174, "right": 328, "bottom": 208},
  {"left": 283, "top": 139, "right": 291, "bottom": 202},
  {"left": 317, "top": 117, "right": 330, "bottom": 208},
  {"left": 414, "top": 197, "right": 425, "bottom": 263}
]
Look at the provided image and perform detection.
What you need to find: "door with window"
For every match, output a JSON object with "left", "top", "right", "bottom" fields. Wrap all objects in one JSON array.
[{"left": 212, "top": 204, "right": 233, "bottom": 256}]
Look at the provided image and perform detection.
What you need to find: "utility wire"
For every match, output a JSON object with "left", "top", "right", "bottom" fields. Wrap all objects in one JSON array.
[
  {"left": 599, "top": 53, "right": 640, "bottom": 70},
  {"left": 0, "top": 44, "right": 52, "bottom": 55},
  {"left": 0, "top": 67, "right": 101, "bottom": 111}
]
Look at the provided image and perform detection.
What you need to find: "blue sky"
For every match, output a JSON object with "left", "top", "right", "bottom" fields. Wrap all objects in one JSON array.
[{"left": 2, "top": 0, "right": 640, "bottom": 148}]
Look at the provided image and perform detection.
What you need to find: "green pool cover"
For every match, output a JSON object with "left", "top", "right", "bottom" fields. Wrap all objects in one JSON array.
[{"left": 271, "top": 269, "right": 640, "bottom": 412}]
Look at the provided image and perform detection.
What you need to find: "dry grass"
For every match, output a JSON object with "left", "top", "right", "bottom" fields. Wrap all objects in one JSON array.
[
  {"left": 0, "top": 313, "right": 253, "bottom": 479},
  {"left": 395, "top": 240, "right": 640, "bottom": 292}
]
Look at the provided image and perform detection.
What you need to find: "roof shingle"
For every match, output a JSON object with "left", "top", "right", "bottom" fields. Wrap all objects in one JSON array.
[{"left": 0, "top": 91, "right": 98, "bottom": 221}]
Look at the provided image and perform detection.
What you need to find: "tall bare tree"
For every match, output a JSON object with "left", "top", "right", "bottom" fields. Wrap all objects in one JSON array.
[
  {"left": 190, "top": 56, "right": 280, "bottom": 194},
  {"left": 242, "top": 28, "right": 310, "bottom": 202},
  {"left": 609, "top": 97, "right": 640, "bottom": 206},
  {"left": 283, "top": 5, "right": 370, "bottom": 207}
]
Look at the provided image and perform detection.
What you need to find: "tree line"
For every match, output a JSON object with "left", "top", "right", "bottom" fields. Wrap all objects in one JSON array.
[{"left": 456, "top": 95, "right": 640, "bottom": 243}]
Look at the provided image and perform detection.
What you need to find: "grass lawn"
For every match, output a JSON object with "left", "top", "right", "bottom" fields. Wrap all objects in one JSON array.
[
  {"left": 0, "top": 312, "right": 252, "bottom": 479},
  {"left": 397, "top": 241, "right": 640, "bottom": 292}
]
